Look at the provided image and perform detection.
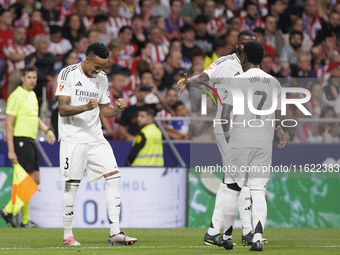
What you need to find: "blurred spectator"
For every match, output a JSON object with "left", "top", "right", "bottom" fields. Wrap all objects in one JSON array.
[
  {"left": 147, "top": 26, "right": 168, "bottom": 62},
  {"left": 293, "top": 104, "right": 318, "bottom": 143},
  {"left": 131, "top": 41, "right": 152, "bottom": 75},
  {"left": 311, "top": 46, "right": 326, "bottom": 80},
  {"left": 88, "top": 0, "right": 108, "bottom": 17},
  {"left": 139, "top": 0, "right": 153, "bottom": 29},
  {"left": 118, "top": 26, "right": 138, "bottom": 63},
  {"left": 191, "top": 48, "right": 205, "bottom": 76},
  {"left": 181, "top": 0, "right": 204, "bottom": 24},
  {"left": 314, "top": 11, "right": 340, "bottom": 46},
  {"left": 204, "top": 0, "right": 226, "bottom": 38},
  {"left": 268, "top": 0, "right": 289, "bottom": 34},
  {"left": 26, "top": 11, "right": 49, "bottom": 44},
  {"left": 157, "top": 87, "right": 178, "bottom": 118},
  {"left": 296, "top": 53, "right": 317, "bottom": 79},
  {"left": 194, "top": 15, "right": 214, "bottom": 58},
  {"left": 57, "top": 0, "right": 75, "bottom": 22},
  {"left": 169, "top": 38, "right": 191, "bottom": 69},
  {"left": 150, "top": 62, "right": 165, "bottom": 91},
  {"left": 119, "top": 84, "right": 168, "bottom": 140},
  {"left": 94, "top": 14, "right": 112, "bottom": 45},
  {"left": 225, "top": 28, "right": 238, "bottom": 53},
  {"left": 163, "top": 50, "right": 182, "bottom": 89},
  {"left": 240, "top": 2, "right": 264, "bottom": 30},
  {"left": 313, "top": 106, "right": 339, "bottom": 143},
  {"left": 75, "top": 0, "right": 93, "bottom": 29},
  {"left": 119, "top": 0, "right": 140, "bottom": 19},
  {"left": 25, "top": 34, "right": 56, "bottom": 106},
  {"left": 103, "top": 49, "right": 115, "bottom": 76},
  {"left": 323, "top": 61, "right": 340, "bottom": 104},
  {"left": 180, "top": 24, "right": 200, "bottom": 60},
  {"left": 167, "top": 101, "right": 189, "bottom": 140},
  {"left": 74, "top": 35, "right": 89, "bottom": 62},
  {"left": 3, "top": 26, "right": 35, "bottom": 99},
  {"left": 101, "top": 71, "right": 130, "bottom": 140},
  {"left": 131, "top": 15, "right": 146, "bottom": 48},
  {"left": 0, "top": 10, "right": 14, "bottom": 83},
  {"left": 264, "top": 14, "right": 285, "bottom": 58},
  {"left": 150, "top": 16, "right": 169, "bottom": 47},
  {"left": 260, "top": 54, "right": 285, "bottom": 78},
  {"left": 165, "top": 0, "right": 186, "bottom": 40},
  {"left": 204, "top": 38, "right": 230, "bottom": 68},
  {"left": 48, "top": 25, "right": 73, "bottom": 72},
  {"left": 61, "top": 13, "right": 86, "bottom": 46},
  {"left": 227, "top": 17, "right": 242, "bottom": 32},
  {"left": 152, "top": 0, "right": 170, "bottom": 19},
  {"left": 39, "top": 0, "right": 59, "bottom": 26},
  {"left": 280, "top": 30, "right": 304, "bottom": 68},
  {"left": 107, "top": 0, "right": 131, "bottom": 38},
  {"left": 320, "top": 30, "right": 338, "bottom": 64},
  {"left": 87, "top": 29, "right": 100, "bottom": 44},
  {"left": 306, "top": 83, "right": 324, "bottom": 117},
  {"left": 302, "top": 0, "right": 326, "bottom": 42},
  {"left": 282, "top": 17, "right": 313, "bottom": 54},
  {"left": 254, "top": 27, "right": 276, "bottom": 60},
  {"left": 108, "top": 37, "right": 127, "bottom": 68}
]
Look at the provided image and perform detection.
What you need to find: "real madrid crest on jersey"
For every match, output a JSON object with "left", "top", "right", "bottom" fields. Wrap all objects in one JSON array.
[{"left": 96, "top": 82, "right": 100, "bottom": 89}]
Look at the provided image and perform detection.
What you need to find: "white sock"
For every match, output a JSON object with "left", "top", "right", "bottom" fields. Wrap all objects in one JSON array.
[
  {"left": 222, "top": 186, "right": 240, "bottom": 240},
  {"left": 239, "top": 186, "right": 252, "bottom": 235},
  {"left": 251, "top": 189, "right": 267, "bottom": 242},
  {"left": 207, "top": 183, "right": 227, "bottom": 236},
  {"left": 62, "top": 182, "right": 79, "bottom": 240},
  {"left": 106, "top": 173, "right": 121, "bottom": 236}
]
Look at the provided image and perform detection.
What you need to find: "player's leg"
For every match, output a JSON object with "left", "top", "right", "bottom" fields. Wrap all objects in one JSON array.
[
  {"left": 204, "top": 134, "right": 228, "bottom": 246},
  {"left": 60, "top": 141, "right": 86, "bottom": 246},
  {"left": 239, "top": 186, "right": 253, "bottom": 245},
  {"left": 86, "top": 139, "right": 136, "bottom": 245},
  {"left": 248, "top": 148, "right": 271, "bottom": 252}
]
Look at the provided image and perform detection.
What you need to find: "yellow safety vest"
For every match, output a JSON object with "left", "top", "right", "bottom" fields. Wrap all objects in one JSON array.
[{"left": 132, "top": 123, "right": 164, "bottom": 166}]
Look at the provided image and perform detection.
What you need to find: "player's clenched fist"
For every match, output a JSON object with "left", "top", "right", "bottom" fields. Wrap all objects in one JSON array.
[
  {"left": 87, "top": 98, "right": 99, "bottom": 110},
  {"left": 116, "top": 98, "right": 126, "bottom": 111}
]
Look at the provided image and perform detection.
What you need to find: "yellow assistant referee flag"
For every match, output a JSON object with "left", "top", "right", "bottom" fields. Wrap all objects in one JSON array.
[{"left": 11, "top": 163, "right": 39, "bottom": 215}]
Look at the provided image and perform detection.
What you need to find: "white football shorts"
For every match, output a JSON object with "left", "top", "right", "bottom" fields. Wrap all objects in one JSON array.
[
  {"left": 225, "top": 147, "right": 271, "bottom": 189},
  {"left": 59, "top": 138, "right": 119, "bottom": 182}
]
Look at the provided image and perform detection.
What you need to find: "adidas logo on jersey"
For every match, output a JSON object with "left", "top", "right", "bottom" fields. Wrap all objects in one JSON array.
[
  {"left": 75, "top": 81, "right": 82, "bottom": 87},
  {"left": 234, "top": 71, "right": 240, "bottom": 76}
]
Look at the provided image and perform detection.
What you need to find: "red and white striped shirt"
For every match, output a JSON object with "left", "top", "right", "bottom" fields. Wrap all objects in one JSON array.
[
  {"left": 207, "top": 18, "right": 225, "bottom": 34},
  {"left": 120, "top": 43, "right": 138, "bottom": 60},
  {"left": 157, "top": 109, "right": 174, "bottom": 129},
  {"left": 240, "top": 17, "right": 264, "bottom": 31},
  {"left": 114, "top": 58, "right": 128, "bottom": 68},
  {"left": 124, "top": 74, "right": 140, "bottom": 94},
  {"left": 150, "top": 44, "right": 168, "bottom": 63},
  {"left": 83, "top": 16, "right": 94, "bottom": 29},
  {"left": 130, "top": 56, "right": 152, "bottom": 75},
  {"left": 3, "top": 43, "right": 36, "bottom": 74},
  {"left": 106, "top": 16, "right": 131, "bottom": 38},
  {"left": 57, "top": 0, "right": 75, "bottom": 22}
]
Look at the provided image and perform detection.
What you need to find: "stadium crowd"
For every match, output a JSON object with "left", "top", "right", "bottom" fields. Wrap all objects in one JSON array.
[{"left": 0, "top": 0, "right": 340, "bottom": 143}]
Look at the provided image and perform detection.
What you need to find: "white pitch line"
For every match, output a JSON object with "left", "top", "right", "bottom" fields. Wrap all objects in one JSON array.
[{"left": 0, "top": 245, "right": 340, "bottom": 250}]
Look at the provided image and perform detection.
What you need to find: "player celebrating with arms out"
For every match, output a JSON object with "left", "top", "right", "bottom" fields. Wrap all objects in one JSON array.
[
  {"left": 177, "top": 30, "right": 265, "bottom": 247},
  {"left": 221, "top": 41, "right": 287, "bottom": 251},
  {"left": 56, "top": 42, "right": 137, "bottom": 246}
]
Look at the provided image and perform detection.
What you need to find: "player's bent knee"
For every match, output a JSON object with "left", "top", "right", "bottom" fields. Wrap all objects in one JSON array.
[{"left": 227, "top": 183, "right": 241, "bottom": 191}]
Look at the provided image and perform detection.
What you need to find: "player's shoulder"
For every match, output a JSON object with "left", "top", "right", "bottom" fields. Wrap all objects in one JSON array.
[
  {"left": 59, "top": 64, "right": 79, "bottom": 81},
  {"left": 213, "top": 53, "right": 240, "bottom": 66}
]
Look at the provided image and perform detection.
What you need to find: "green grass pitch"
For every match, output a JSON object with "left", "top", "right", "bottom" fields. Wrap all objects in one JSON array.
[{"left": 0, "top": 228, "right": 339, "bottom": 254}]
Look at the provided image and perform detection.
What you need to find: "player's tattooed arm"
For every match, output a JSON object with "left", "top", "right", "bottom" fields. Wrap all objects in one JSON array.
[
  {"left": 99, "top": 98, "right": 126, "bottom": 118},
  {"left": 58, "top": 96, "right": 98, "bottom": 117}
]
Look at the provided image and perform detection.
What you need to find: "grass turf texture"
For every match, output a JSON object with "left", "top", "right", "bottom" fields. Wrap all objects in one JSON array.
[{"left": 0, "top": 228, "right": 339, "bottom": 254}]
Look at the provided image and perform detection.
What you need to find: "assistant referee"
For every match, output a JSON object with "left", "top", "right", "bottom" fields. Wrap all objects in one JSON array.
[{"left": 0, "top": 65, "right": 56, "bottom": 228}]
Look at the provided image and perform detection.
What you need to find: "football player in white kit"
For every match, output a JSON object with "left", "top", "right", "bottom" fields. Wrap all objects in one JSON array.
[
  {"left": 177, "top": 30, "right": 261, "bottom": 247},
  {"left": 56, "top": 43, "right": 137, "bottom": 246},
  {"left": 221, "top": 41, "right": 287, "bottom": 251}
]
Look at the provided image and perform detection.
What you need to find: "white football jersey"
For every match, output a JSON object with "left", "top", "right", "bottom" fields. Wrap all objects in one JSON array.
[
  {"left": 56, "top": 63, "right": 110, "bottom": 143},
  {"left": 223, "top": 68, "right": 281, "bottom": 150},
  {"left": 203, "top": 53, "right": 243, "bottom": 133}
]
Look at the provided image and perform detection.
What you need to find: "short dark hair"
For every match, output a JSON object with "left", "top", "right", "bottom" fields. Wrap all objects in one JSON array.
[
  {"left": 195, "top": 14, "right": 209, "bottom": 24},
  {"left": 243, "top": 41, "right": 264, "bottom": 65},
  {"left": 110, "top": 70, "right": 128, "bottom": 81},
  {"left": 74, "top": 34, "right": 87, "bottom": 43},
  {"left": 170, "top": 0, "right": 181, "bottom": 6},
  {"left": 215, "top": 38, "right": 228, "bottom": 49},
  {"left": 22, "top": 65, "right": 38, "bottom": 76},
  {"left": 139, "top": 69, "right": 153, "bottom": 80},
  {"left": 86, "top": 42, "right": 110, "bottom": 58},
  {"left": 62, "top": 50, "right": 77, "bottom": 66},
  {"left": 138, "top": 106, "right": 156, "bottom": 116},
  {"left": 94, "top": 14, "right": 107, "bottom": 24},
  {"left": 253, "top": 27, "right": 265, "bottom": 35},
  {"left": 238, "top": 30, "right": 257, "bottom": 40},
  {"left": 190, "top": 48, "right": 206, "bottom": 62},
  {"left": 263, "top": 14, "right": 276, "bottom": 23},
  {"left": 172, "top": 100, "right": 185, "bottom": 111},
  {"left": 119, "top": 67, "right": 132, "bottom": 76},
  {"left": 320, "top": 30, "right": 334, "bottom": 42},
  {"left": 244, "top": 1, "right": 257, "bottom": 11},
  {"left": 166, "top": 87, "right": 177, "bottom": 94},
  {"left": 119, "top": 26, "right": 133, "bottom": 34},
  {"left": 289, "top": 30, "right": 303, "bottom": 41},
  {"left": 50, "top": 25, "right": 62, "bottom": 35},
  {"left": 180, "top": 24, "right": 195, "bottom": 34}
]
